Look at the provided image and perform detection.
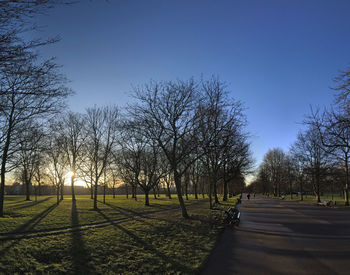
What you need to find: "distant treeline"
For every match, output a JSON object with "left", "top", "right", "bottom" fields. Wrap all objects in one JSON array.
[{"left": 249, "top": 65, "right": 350, "bottom": 204}]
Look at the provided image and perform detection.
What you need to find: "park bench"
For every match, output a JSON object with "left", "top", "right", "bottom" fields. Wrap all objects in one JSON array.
[
  {"left": 224, "top": 207, "right": 240, "bottom": 227},
  {"left": 318, "top": 200, "right": 332, "bottom": 207}
]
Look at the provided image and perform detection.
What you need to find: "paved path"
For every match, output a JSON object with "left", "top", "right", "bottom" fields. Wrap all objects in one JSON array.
[{"left": 202, "top": 195, "right": 350, "bottom": 275}]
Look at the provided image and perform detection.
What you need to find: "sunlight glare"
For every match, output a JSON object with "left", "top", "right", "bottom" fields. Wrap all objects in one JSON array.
[{"left": 66, "top": 171, "right": 74, "bottom": 178}]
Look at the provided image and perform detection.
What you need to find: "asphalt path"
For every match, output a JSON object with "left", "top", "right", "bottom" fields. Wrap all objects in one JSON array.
[{"left": 202, "top": 195, "right": 350, "bottom": 275}]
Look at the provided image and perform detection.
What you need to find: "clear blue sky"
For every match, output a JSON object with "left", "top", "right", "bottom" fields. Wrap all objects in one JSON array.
[{"left": 32, "top": 0, "right": 350, "bottom": 166}]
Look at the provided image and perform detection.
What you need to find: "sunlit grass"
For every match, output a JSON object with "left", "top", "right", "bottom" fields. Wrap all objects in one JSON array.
[
  {"left": 0, "top": 194, "right": 203, "bottom": 233},
  {"left": 283, "top": 194, "right": 347, "bottom": 206},
  {"left": 0, "top": 194, "right": 239, "bottom": 274}
]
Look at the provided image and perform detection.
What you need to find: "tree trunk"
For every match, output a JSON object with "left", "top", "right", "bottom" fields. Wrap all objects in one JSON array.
[
  {"left": 223, "top": 179, "right": 228, "bottom": 201},
  {"left": 345, "top": 155, "right": 349, "bottom": 206},
  {"left": 93, "top": 181, "right": 98, "bottom": 209},
  {"left": 194, "top": 182, "right": 198, "bottom": 200},
  {"left": 38, "top": 181, "right": 41, "bottom": 196},
  {"left": 113, "top": 185, "right": 116, "bottom": 198},
  {"left": 90, "top": 185, "right": 93, "bottom": 199},
  {"left": 214, "top": 184, "right": 219, "bottom": 204},
  {"left": 174, "top": 170, "right": 189, "bottom": 218},
  {"left": 316, "top": 167, "right": 321, "bottom": 203},
  {"left": 213, "top": 174, "right": 219, "bottom": 204},
  {"left": 153, "top": 187, "right": 157, "bottom": 199},
  {"left": 103, "top": 184, "right": 106, "bottom": 204},
  {"left": 126, "top": 183, "right": 129, "bottom": 199},
  {"left": 202, "top": 182, "right": 205, "bottom": 199},
  {"left": 25, "top": 173, "right": 31, "bottom": 201},
  {"left": 131, "top": 184, "right": 135, "bottom": 198},
  {"left": 209, "top": 180, "right": 213, "bottom": 209},
  {"left": 71, "top": 173, "right": 76, "bottom": 201},
  {"left": 34, "top": 185, "right": 37, "bottom": 202},
  {"left": 61, "top": 181, "right": 64, "bottom": 201},
  {"left": 166, "top": 181, "right": 171, "bottom": 199},
  {"left": 145, "top": 190, "right": 150, "bottom": 206},
  {"left": 133, "top": 185, "right": 137, "bottom": 201},
  {"left": 185, "top": 172, "right": 189, "bottom": 201},
  {"left": 0, "top": 108, "right": 14, "bottom": 217},
  {"left": 299, "top": 177, "right": 303, "bottom": 201},
  {"left": 56, "top": 186, "right": 60, "bottom": 205},
  {"left": 0, "top": 156, "right": 8, "bottom": 217}
]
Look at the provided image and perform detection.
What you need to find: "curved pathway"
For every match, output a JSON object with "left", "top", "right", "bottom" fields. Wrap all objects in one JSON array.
[{"left": 202, "top": 195, "right": 350, "bottom": 275}]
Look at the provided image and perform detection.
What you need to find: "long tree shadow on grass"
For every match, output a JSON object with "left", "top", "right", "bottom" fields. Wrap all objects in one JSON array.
[
  {"left": 96, "top": 208, "right": 193, "bottom": 274},
  {"left": 143, "top": 215, "right": 216, "bottom": 253},
  {"left": 12, "top": 203, "right": 58, "bottom": 234},
  {"left": 9, "top": 197, "right": 52, "bottom": 211},
  {"left": 0, "top": 203, "right": 59, "bottom": 258},
  {"left": 70, "top": 199, "right": 95, "bottom": 274},
  {"left": 102, "top": 201, "right": 178, "bottom": 218}
]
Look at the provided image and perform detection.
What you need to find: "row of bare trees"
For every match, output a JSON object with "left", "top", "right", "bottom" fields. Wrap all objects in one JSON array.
[
  {"left": 251, "top": 66, "right": 350, "bottom": 205},
  {"left": 0, "top": 1, "right": 253, "bottom": 218},
  {"left": 1, "top": 77, "right": 253, "bottom": 218},
  {"left": 122, "top": 77, "right": 253, "bottom": 217}
]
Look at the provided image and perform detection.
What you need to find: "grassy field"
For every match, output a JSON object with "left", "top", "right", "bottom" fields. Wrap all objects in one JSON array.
[
  {"left": 279, "top": 194, "right": 347, "bottom": 206},
  {"left": 0, "top": 194, "right": 238, "bottom": 274}
]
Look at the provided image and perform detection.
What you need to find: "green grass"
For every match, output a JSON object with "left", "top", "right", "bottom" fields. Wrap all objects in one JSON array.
[
  {"left": 0, "top": 194, "right": 239, "bottom": 274},
  {"left": 282, "top": 194, "right": 347, "bottom": 206}
]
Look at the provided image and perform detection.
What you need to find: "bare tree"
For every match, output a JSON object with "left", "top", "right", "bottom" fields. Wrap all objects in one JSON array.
[
  {"left": 106, "top": 163, "right": 119, "bottom": 199},
  {"left": 332, "top": 67, "right": 350, "bottom": 114},
  {"left": 260, "top": 148, "right": 286, "bottom": 197},
  {"left": 309, "top": 108, "right": 350, "bottom": 205},
  {"left": 129, "top": 79, "right": 201, "bottom": 218},
  {"left": 0, "top": 0, "right": 61, "bottom": 70},
  {"left": 14, "top": 121, "right": 44, "bottom": 201},
  {"left": 56, "top": 112, "right": 86, "bottom": 201},
  {"left": 118, "top": 120, "right": 167, "bottom": 206},
  {"left": 293, "top": 128, "right": 330, "bottom": 202},
  {"left": 46, "top": 124, "right": 68, "bottom": 205},
  {"left": 0, "top": 60, "right": 69, "bottom": 216},
  {"left": 85, "top": 106, "right": 119, "bottom": 210},
  {"left": 289, "top": 144, "right": 308, "bottom": 201},
  {"left": 163, "top": 172, "right": 173, "bottom": 199},
  {"left": 198, "top": 77, "right": 249, "bottom": 207},
  {"left": 222, "top": 137, "right": 253, "bottom": 201}
]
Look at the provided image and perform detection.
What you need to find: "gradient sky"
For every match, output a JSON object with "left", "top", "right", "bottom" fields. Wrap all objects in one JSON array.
[{"left": 31, "top": 0, "right": 350, "bottom": 167}]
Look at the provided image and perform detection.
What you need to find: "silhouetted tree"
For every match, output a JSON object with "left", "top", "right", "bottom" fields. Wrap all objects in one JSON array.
[
  {"left": 14, "top": 121, "right": 44, "bottom": 201},
  {"left": 46, "top": 122, "right": 68, "bottom": 204},
  {"left": 119, "top": 120, "right": 167, "bottom": 206},
  {"left": 308, "top": 107, "right": 350, "bottom": 205},
  {"left": 57, "top": 112, "right": 86, "bottom": 201},
  {"left": 129, "top": 79, "right": 200, "bottom": 218},
  {"left": 332, "top": 66, "right": 350, "bottom": 114},
  {"left": 85, "top": 106, "right": 119, "bottom": 210},
  {"left": 0, "top": 58, "right": 69, "bottom": 216},
  {"left": 198, "top": 77, "right": 250, "bottom": 207}
]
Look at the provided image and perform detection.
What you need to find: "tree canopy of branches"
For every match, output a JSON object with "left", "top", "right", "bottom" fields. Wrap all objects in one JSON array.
[
  {"left": 84, "top": 106, "right": 119, "bottom": 210},
  {"left": 129, "top": 79, "right": 200, "bottom": 218},
  {"left": 0, "top": 1, "right": 71, "bottom": 216},
  {"left": 198, "top": 77, "right": 252, "bottom": 208},
  {"left": 118, "top": 121, "right": 167, "bottom": 206},
  {"left": 129, "top": 77, "right": 252, "bottom": 217}
]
